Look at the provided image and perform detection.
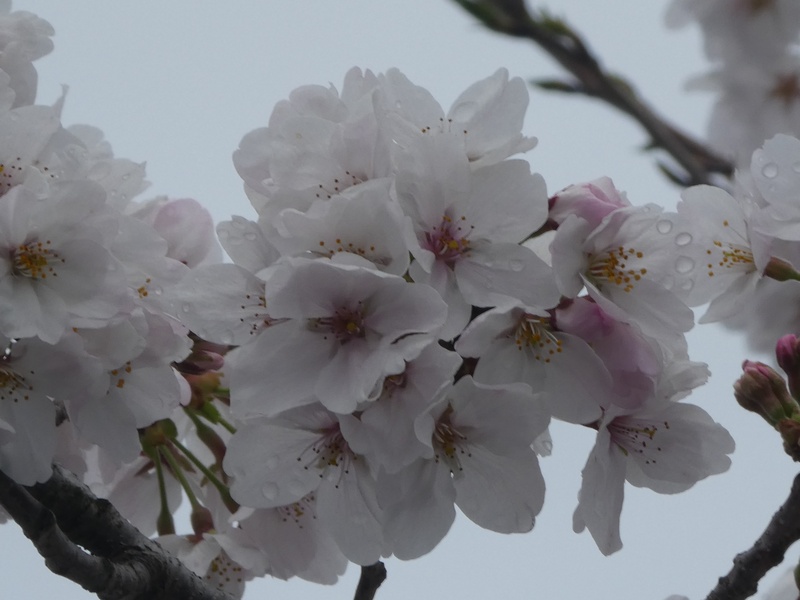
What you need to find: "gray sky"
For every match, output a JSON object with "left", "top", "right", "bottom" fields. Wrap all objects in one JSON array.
[{"left": 1, "top": 1, "right": 796, "bottom": 599}]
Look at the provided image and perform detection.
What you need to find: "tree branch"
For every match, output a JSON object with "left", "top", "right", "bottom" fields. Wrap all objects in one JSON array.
[
  {"left": 0, "top": 464, "right": 234, "bottom": 600},
  {"left": 706, "top": 472, "right": 800, "bottom": 600},
  {"left": 450, "top": 0, "right": 733, "bottom": 186},
  {"left": 354, "top": 562, "right": 387, "bottom": 600}
]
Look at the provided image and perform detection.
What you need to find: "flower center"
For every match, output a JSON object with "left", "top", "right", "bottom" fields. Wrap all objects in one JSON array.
[
  {"left": 311, "top": 303, "right": 366, "bottom": 344},
  {"left": 587, "top": 246, "right": 647, "bottom": 292},
  {"left": 433, "top": 406, "right": 470, "bottom": 475},
  {"left": 12, "top": 240, "right": 63, "bottom": 279},
  {"left": 513, "top": 313, "right": 562, "bottom": 363},
  {"left": 0, "top": 363, "right": 32, "bottom": 402},
  {"left": 609, "top": 417, "right": 670, "bottom": 465},
  {"left": 424, "top": 213, "right": 474, "bottom": 266},
  {"left": 705, "top": 240, "right": 755, "bottom": 278}
]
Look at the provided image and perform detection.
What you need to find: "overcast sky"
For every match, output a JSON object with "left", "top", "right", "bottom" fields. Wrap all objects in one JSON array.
[{"left": 1, "top": 2, "right": 796, "bottom": 599}]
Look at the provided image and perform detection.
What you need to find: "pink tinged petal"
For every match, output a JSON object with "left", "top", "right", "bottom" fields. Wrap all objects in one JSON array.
[
  {"left": 0, "top": 394, "right": 55, "bottom": 485},
  {"left": 111, "top": 365, "right": 181, "bottom": 428},
  {"left": 0, "top": 274, "right": 67, "bottom": 342},
  {"left": 169, "top": 263, "right": 271, "bottom": 346},
  {"left": 586, "top": 277, "right": 694, "bottom": 336},
  {"left": 316, "top": 459, "right": 384, "bottom": 565},
  {"left": 216, "top": 216, "right": 280, "bottom": 273},
  {"left": 550, "top": 215, "right": 593, "bottom": 298},
  {"left": 378, "top": 460, "right": 456, "bottom": 559},
  {"left": 70, "top": 394, "right": 140, "bottom": 463},
  {"left": 149, "top": 198, "right": 218, "bottom": 268},
  {"left": 450, "top": 378, "right": 549, "bottom": 454},
  {"left": 572, "top": 428, "right": 626, "bottom": 555},
  {"left": 224, "top": 419, "right": 324, "bottom": 509},
  {"left": 228, "top": 324, "right": 329, "bottom": 418},
  {"left": 751, "top": 134, "right": 800, "bottom": 208},
  {"left": 455, "top": 446, "right": 544, "bottom": 534},
  {"left": 394, "top": 134, "right": 471, "bottom": 229},
  {"left": 612, "top": 402, "right": 734, "bottom": 490},
  {"left": 456, "top": 242, "right": 559, "bottom": 309},
  {"left": 242, "top": 498, "right": 346, "bottom": 583},
  {"left": 463, "top": 161, "right": 548, "bottom": 242},
  {"left": 448, "top": 69, "right": 536, "bottom": 163}
]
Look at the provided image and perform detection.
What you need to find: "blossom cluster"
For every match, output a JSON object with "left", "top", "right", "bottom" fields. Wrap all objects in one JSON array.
[{"left": 0, "top": 3, "right": 758, "bottom": 599}]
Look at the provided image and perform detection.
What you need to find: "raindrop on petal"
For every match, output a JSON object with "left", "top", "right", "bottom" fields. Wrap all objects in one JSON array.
[
  {"left": 762, "top": 162, "right": 779, "bottom": 178},
  {"left": 509, "top": 259, "right": 525, "bottom": 272},
  {"left": 656, "top": 220, "right": 673, "bottom": 234},
  {"left": 675, "top": 256, "right": 695, "bottom": 274},
  {"left": 675, "top": 232, "right": 693, "bottom": 246}
]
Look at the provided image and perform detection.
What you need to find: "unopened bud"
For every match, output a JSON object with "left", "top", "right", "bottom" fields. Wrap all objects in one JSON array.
[
  {"left": 190, "top": 505, "right": 215, "bottom": 537},
  {"left": 779, "top": 419, "right": 800, "bottom": 462},
  {"left": 776, "top": 334, "right": 800, "bottom": 401},
  {"left": 763, "top": 256, "right": 800, "bottom": 282},
  {"left": 735, "top": 360, "right": 796, "bottom": 425}
]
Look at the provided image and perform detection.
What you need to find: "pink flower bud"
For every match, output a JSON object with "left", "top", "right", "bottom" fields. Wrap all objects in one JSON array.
[
  {"left": 735, "top": 360, "right": 797, "bottom": 424},
  {"left": 549, "top": 177, "right": 630, "bottom": 229},
  {"left": 776, "top": 334, "right": 800, "bottom": 401}
]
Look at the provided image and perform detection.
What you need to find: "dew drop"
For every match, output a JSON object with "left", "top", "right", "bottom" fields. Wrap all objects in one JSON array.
[
  {"left": 762, "top": 162, "right": 779, "bottom": 178},
  {"left": 656, "top": 219, "right": 673, "bottom": 234},
  {"left": 680, "top": 279, "right": 694, "bottom": 292},
  {"left": 675, "top": 256, "right": 695, "bottom": 274},
  {"left": 262, "top": 482, "right": 279, "bottom": 500},
  {"left": 675, "top": 232, "right": 693, "bottom": 246},
  {"left": 243, "top": 232, "right": 257, "bottom": 242},
  {"left": 218, "top": 331, "right": 235, "bottom": 345},
  {"left": 509, "top": 259, "right": 525, "bottom": 272}
]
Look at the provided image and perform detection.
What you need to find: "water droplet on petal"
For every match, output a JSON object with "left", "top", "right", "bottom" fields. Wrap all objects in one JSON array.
[
  {"left": 656, "top": 220, "right": 673, "bottom": 234},
  {"left": 509, "top": 259, "right": 525, "bottom": 272},
  {"left": 762, "top": 162, "right": 779, "bottom": 178},
  {"left": 680, "top": 279, "right": 694, "bottom": 292},
  {"left": 262, "top": 482, "right": 279, "bottom": 500},
  {"left": 675, "top": 232, "right": 692, "bottom": 246},
  {"left": 675, "top": 256, "right": 695, "bottom": 274},
  {"left": 243, "top": 232, "right": 257, "bottom": 242},
  {"left": 660, "top": 274, "right": 675, "bottom": 290}
]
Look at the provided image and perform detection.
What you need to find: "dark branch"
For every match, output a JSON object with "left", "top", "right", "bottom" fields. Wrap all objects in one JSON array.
[
  {"left": 450, "top": 0, "right": 734, "bottom": 186},
  {"left": 706, "top": 473, "right": 800, "bottom": 600},
  {"left": 354, "top": 562, "right": 387, "bottom": 600},
  {"left": 0, "top": 465, "right": 234, "bottom": 600}
]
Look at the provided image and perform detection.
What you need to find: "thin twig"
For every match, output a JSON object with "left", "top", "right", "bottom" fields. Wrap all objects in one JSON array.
[
  {"left": 451, "top": 0, "right": 733, "bottom": 186},
  {"left": 354, "top": 562, "right": 387, "bottom": 600},
  {"left": 706, "top": 473, "right": 800, "bottom": 600}
]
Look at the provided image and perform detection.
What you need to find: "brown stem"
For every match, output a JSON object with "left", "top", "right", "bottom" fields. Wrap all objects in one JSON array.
[
  {"left": 354, "top": 561, "right": 387, "bottom": 600},
  {"left": 706, "top": 473, "right": 800, "bottom": 600},
  {"left": 451, "top": 0, "right": 733, "bottom": 186}
]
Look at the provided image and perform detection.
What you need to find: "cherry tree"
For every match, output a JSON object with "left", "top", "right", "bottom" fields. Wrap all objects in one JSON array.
[{"left": 1, "top": 2, "right": 800, "bottom": 600}]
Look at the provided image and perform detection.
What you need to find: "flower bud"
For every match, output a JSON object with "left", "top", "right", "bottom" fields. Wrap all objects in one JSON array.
[
  {"left": 777, "top": 334, "right": 800, "bottom": 401},
  {"left": 763, "top": 256, "right": 800, "bottom": 282},
  {"left": 190, "top": 505, "right": 215, "bottom": 537},
  {"left": 735, "top": 360, "right": 796, "bottom": 425}
]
